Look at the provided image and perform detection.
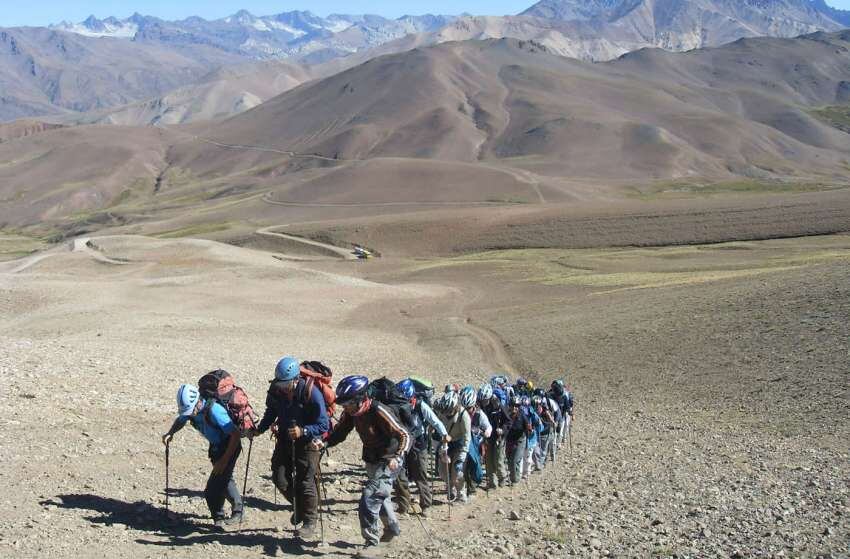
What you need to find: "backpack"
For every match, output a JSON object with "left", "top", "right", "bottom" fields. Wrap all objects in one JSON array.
[
  {"left": 198, "top": 369, "right": 257, "bottom": 434},
  {"left": 408, "top": 376, "right": 435, "bottom": 406},
  {"left": 367, "top": 377, "right": 418, "bottom": 437},
  {"left": 300, "top": 361, "right": 337, "bottom": 420}
]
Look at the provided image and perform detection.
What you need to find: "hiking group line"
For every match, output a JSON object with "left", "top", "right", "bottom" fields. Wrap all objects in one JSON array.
[{"left": 162, "top": 359, "right": 576, "bottom": 557}]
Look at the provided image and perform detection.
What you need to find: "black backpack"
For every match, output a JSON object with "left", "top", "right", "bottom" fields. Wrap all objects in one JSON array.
[
  {"left": 367, "top": 377, "right": 419, "bottom": 438},
  {"left": 409, "top": 377, "right": 435, "bottom": 407}
]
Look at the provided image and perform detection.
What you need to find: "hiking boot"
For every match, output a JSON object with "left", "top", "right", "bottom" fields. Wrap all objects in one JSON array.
[
  {"left": 290, "top": 513, "right": 302, "bottom": 527},
  {"left": 380, "top": 529, "right": 399, "bottom": 543},
  {"left": 297, "top": 521, "right": 317, "bottom": 539},
  {"left": 224, "top": 511, "right": 244, "bottom": 526},
  {"left": 419, "top": 506, "right": 429, "bottom": 518},
  {"left": 212, "top": 518, "right": 227, "bottom": 532},
  {"left": 356, "top": 544, "right": 383, "bottom": 559}
]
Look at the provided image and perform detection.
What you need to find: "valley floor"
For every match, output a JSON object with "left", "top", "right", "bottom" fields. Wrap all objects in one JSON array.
[{"left": 0, "top": 233, "right": 848, "bottom": 558}]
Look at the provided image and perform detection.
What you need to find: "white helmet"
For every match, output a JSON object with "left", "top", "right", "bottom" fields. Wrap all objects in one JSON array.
[
  {"left": 459, "top": 386, "right": 476, "bottom": 409},
  {"left": 478, "top": 383, "right": 493, "bottom": 404},
  {"left": 177, "top": 384, "right": 200, "bottom": 417},
  {"left": 438, "top": 391, "right": 459, "bottom": 414}
]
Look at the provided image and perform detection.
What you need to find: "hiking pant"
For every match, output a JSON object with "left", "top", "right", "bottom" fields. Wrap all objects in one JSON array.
[
  {"left": 438, "top": 441, "right": 465, "bottom": 497},
  {"left": 395, "top": 447, "right": 432, "bottom": 511},
  {"left": 534, "top": 432, "right": 552, "bottom": 470},
  {"left": 507, "top": 436, "right": 526, "bottom": 484},
  {"left": 360, "top": 461, "right": 401, "bottom": 546},
  {"left": 559, "top": 415, "right": 571, "bottom": 445},
  {"left": 271, "top": 439, "right": 321, "bottom": 525},
  {"left": 523, "top": 444, "right": 536, "bottom": 478},
  {"left": 206, "top": 444, "right": 243, "bottom": 521},
  {"left": 485, "top": 437, "right": 507, "bottom": 487}
]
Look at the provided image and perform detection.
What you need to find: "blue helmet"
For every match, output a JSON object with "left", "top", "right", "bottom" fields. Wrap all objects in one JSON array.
[
  {"left": 397, "top": 379, "right": 416, "bottom": 400},
  {"left": 176, "top": 384, "right": 200, "bottom": 417},
  {"left": 336, "top": 375, "right": 370, "bottom": 403},
  {"left": 275, "top": 356, "right": 300, "bottom": 382}
]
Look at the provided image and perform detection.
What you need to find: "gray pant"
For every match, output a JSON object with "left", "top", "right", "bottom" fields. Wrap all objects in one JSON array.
[
  {"left": 485, "top": 437, "right": 507, "bottom": 487},
  {"left": 534, "top": 431, "right": 552, "bottom": 469},
  {"left": 360, "top": 462, "right": 401, "bottom": 546},
  {"left": 508, "top": 436, "right": 526, "bottom": 484}
]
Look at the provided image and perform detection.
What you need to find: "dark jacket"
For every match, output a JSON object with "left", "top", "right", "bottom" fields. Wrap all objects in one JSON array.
[
  {"left": 256, "top": 379, "right": 330, "bottom": 442},
  {"left": 505, "top": 409, "right": 530, "bottom": 444},
  {"left": 483, "top": 398, "right": 509, "bottom": 442},
  {"left": 327, "top": 401, "right": 411, "bottom": 464}
]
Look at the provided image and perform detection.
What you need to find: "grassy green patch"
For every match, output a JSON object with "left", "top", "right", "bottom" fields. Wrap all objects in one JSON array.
[
  {"left": 0, "top": 233, "right": 47, "bottom": 261},
  {"left": 543, "top": 529, "right": 568, "bottom": 544},
  {"left": 810, "top": 104, "right": 850, "bottom": 133},
  {"left": 402, "top": 237, "right": 850, "bottom": 292},
  {"left": 629, "top": 179, "right": 841, "bottom": 199},
  {"left": 154, "top": 222, "right": 232, "bottom": 239}
]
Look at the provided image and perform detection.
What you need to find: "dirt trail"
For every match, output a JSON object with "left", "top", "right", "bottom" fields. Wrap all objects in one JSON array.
[
  {"left": 256, "top": 226, "right": 358, "bottom": 260},
  {"left": 1, "top": 237, "right": 127, "bottom": 274},
  {"left": 452, "top": 317, "right": 516, "bottom": 374}
]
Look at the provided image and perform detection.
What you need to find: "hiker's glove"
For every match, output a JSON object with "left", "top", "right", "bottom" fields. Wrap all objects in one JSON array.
[
  {"left": 162, "top": 434, "right": 173, "bottom": 446},
  {"left": 388, "top": 458, "right": 400, "bottom": 472},
  {"left": 288, "top": 426, "right": 303, "bottom": 440},
  {"left": 308, "top": 438, "right": 325, "bottom": 452}
]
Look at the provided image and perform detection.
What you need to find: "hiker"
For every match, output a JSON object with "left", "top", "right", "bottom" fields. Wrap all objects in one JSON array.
[
  {"left": 505, "top": 395, "right": 530, "bottom": 485},
  {"left": 433, "top": 391, "right": 472, "bottom": 502},
  {"left": 251, "top": 356, "right": 329, "bottom": 538},
  {"left": 461, "top": 385, "right": 491, "bottom": 501},
  {"left": 532, "top": 390, "right": 558, "bottom": 470},
  {"left": 490, "top": 374, "right": 513, "bottom": 401},
  {"left": 393, "top": 378, "right": 448, "bottom": 516},
  {"left": 162, "top": 384, "right": 243, "bottom": 530},
  {"left": 326, "top": 375, "right": 411, "bottom": 553},
  {"left": 479, "top": 382, "right": 509, "bottom": 489},
  {"left": 550, "top": 380, "right": 575, "bottom": 447},
  {"left": 521, "top": 395, "right": 542, "bottom": 479},
  {"left": 514, "top": 377, "right": 532, "bottom": 397}
]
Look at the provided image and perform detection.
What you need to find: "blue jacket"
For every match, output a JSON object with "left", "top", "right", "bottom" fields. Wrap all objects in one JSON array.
[
  {"left": 257, "top": 379, "right": 329, "bottom": 442},
  {"left": 176, "top": 401, "right": 235, "bottom": 452},
  {"left": 524, "top": 407, "right": 541, "bottom": 448}
]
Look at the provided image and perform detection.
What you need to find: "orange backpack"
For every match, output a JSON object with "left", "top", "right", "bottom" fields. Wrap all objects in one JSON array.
[{"left": 300, "top": 361, "right": 337, "bottom": 421}]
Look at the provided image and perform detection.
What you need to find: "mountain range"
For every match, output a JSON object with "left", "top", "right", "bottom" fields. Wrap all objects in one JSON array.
[
  {"left": 1, "top": 30, "right": 848, "bottom": 234},
  {"left": 1, "top": 1, "right": 848, "bottom": 123}
]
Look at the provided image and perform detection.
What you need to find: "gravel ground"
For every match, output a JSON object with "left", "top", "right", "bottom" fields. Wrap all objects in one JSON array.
[{"left": 1, "top": 234, "right": 848, "bottom": 558}]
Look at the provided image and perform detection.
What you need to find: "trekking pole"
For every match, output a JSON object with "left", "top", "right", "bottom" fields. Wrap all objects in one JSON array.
[
  {"left": 164, "top": 440, "right": 170, "bottom": 518},
  {"left": 289, "top": 421, "right": 299, "bottom": 532},
  {"left": 240, "top": 437, "right": 253, "bottom": 529},
  {"left": 569, "top": 421, "right": 573, "bottom": 454},
  {"left": 315, "top": 449, "right": 327, "bottom": 546}
]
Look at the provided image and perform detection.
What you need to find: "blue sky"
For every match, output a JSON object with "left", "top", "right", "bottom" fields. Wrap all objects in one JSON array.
[
  {"left": 2, "top": 1, "right": 849, "bottom": 27},
  {"left": 3, "top": 1, "right": 533, "bottom": 27}
]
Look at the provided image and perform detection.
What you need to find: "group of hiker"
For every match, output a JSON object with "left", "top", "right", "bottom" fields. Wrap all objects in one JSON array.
[{"left": 162, "top": 358, "right": 575, "bottom": 554}]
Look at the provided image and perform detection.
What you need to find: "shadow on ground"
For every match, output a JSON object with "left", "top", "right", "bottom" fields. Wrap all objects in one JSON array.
[{"left": 43, "top": 494, "right": 360, "bottom": 557}]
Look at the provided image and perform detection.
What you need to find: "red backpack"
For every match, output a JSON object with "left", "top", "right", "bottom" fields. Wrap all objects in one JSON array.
[
  {"left": 198, "top": 369, "right": 258, "bottom": 434},
  {"left": 300, "top": 361, "right": 337, "bottom": 428}
]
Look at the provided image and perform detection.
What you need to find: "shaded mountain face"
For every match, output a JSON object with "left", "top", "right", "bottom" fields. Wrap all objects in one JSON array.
[
  {"left": 0, "top": 27, "right": 246, "bottom": 122},
  {"left": 521, "top": 0, "right": 845, "bottom": 48},
  {"left": 196, "top": 32, "right": 850, "bottom": 177},
  {"left": 50, "top": 10, "right": 456, "bottom": 61}
]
